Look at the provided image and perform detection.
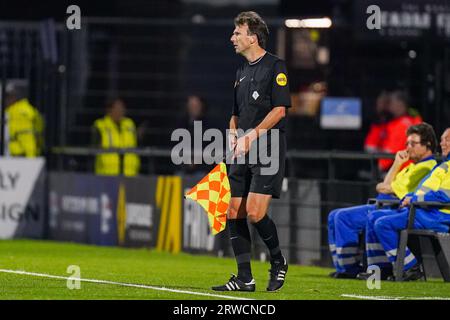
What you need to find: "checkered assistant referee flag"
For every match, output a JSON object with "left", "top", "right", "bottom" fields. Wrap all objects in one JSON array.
[{"left": 185, "top": 162, "right": 230, "bottom": 235}]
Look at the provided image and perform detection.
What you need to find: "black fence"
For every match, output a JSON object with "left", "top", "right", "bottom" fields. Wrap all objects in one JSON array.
[{"left": 2, "top": 17, "right": 450, "bottom": 159}]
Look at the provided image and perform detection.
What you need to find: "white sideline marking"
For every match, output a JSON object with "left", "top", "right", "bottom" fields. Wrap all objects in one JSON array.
[
  {"left": 342, "top": 294, "right": 450, "bottom": 300},
  {"left": 0, "top": 269, "right": 254, "bottom": 300}
]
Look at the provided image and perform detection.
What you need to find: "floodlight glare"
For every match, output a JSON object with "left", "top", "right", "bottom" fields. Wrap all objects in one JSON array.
[{"left": 285, "top": 17, "right": 332, "bottom": 28}]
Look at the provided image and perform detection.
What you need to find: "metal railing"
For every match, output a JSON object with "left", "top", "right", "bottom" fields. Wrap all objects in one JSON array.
[
  {"left": 49, "top": 146, "right": 394, "bottom": 264},
  {"left": 50, "top": 146, "right": 396, "bottom": 181}
]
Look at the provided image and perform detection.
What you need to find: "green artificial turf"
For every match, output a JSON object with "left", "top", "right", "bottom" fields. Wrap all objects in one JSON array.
[{"left": 0, "top": 239, "right": 449, "bottom": 300}]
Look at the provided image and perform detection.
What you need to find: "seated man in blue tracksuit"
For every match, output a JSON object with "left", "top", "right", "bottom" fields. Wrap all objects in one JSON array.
[
  {"left": 358, "top": 127, "right": 450, "bottom": 281},
  {"left": 328, "top": 123, "right": 438, "bottom": 278}
]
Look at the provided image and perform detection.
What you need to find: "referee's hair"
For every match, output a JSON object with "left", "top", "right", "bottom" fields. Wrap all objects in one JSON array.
[{"left": 234, "top": 11, "right": 269, "bottom": 49}]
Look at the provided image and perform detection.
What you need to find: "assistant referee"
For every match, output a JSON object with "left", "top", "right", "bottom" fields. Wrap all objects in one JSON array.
[{"left": 212, "top": 11, "right": 291, "bottom": 292}]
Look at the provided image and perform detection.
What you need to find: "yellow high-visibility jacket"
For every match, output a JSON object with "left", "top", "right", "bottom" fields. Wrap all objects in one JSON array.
[
  {"left": 414, "top": 158, "right": 450, "bottom": 214},
  {"left": 5, "top": 98, "right": 42, "bottom": 157},
  {"left": 391, "top": 157, "right": 437, "bottom": 199},
  {"left": 93, "top": 115, "right": 140, "bottom": 176}
]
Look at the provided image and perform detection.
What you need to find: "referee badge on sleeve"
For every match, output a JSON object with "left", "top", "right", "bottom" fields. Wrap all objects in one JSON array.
[{"left": 276, "top": 73, "right": 287, "bottom": 86}]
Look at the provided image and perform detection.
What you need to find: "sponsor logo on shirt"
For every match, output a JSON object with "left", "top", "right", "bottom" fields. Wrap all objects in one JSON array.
[{"left": 276, "top": 73, "right": 287, "bottom": 86}]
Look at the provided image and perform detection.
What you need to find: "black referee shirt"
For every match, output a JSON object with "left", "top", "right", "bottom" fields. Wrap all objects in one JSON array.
[{"left": 232, "top": 52, "right": 291, "bottom": 133}]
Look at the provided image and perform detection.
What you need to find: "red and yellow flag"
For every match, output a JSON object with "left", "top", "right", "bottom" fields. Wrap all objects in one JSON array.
[{"left": 185, "top": 162, "right": 230, "bottom": 235}]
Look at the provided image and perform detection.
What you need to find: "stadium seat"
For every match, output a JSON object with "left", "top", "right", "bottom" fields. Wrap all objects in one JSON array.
[{"left": 394, "top": 201, "right": 450, "bottom": 282}]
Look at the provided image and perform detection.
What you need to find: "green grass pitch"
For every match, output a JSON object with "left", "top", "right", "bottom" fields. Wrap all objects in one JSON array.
[{"left": 0, "top": 239, "right": 449, "bottom": 300}]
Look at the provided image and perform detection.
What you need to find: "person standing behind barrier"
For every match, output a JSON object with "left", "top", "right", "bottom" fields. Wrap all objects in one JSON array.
[
  {"left": 92, "top": 98, "right": 140, "bottom": 176},
  {"left": 378, "top": 91, "right": 422, "bottom": 173},
  {"left": 4, "top": 81, "right": 44, "bottom": 157},
  {"left": 177, "top": 95, "right": 209, "bottom": 132},
  {"left": 364, "top": 91, "right": 390, "bottom": 153},
  {"left": 328, "top": 123, "right": 437, "bottom": 279},
  {"left": 175, "top": 94, "right": 210, "bottom": 176}
]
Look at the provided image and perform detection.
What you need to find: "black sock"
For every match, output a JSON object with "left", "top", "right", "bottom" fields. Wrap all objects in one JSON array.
[
  {"left": 228, "top": 219, "right": 252, "bottom": 282},
  {"left": 252, "top": 215, "right": 283, "bottom": 263}
]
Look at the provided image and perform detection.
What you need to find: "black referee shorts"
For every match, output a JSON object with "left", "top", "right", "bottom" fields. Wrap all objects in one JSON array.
[{"left": 228, "top": 134, "right": 286, "bottom": 199}]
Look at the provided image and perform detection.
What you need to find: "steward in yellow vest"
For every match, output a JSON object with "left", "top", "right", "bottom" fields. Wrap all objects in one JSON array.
[
  {"left": 5, "top": 98, "right": 43, "bottom": 157},
  {"left": 412, "top": 130, "right": 450, "bottom": 213},
  {"left": 92, "top": 98, "right": 140, "bottom": 176},
  {"left": 329, "top": 122, "right": 438, "bottom": 278},
  {"left": 367, "top": 128, "right": 450, "bottom": 280}
]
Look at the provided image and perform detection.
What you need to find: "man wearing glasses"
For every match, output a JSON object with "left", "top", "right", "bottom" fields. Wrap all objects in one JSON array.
[
  {"left": 358, "top": 127, "right": 450, "bottom": 281},
  {"left": 329, "top": 123, "right": 438, "bottom": 279}
]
